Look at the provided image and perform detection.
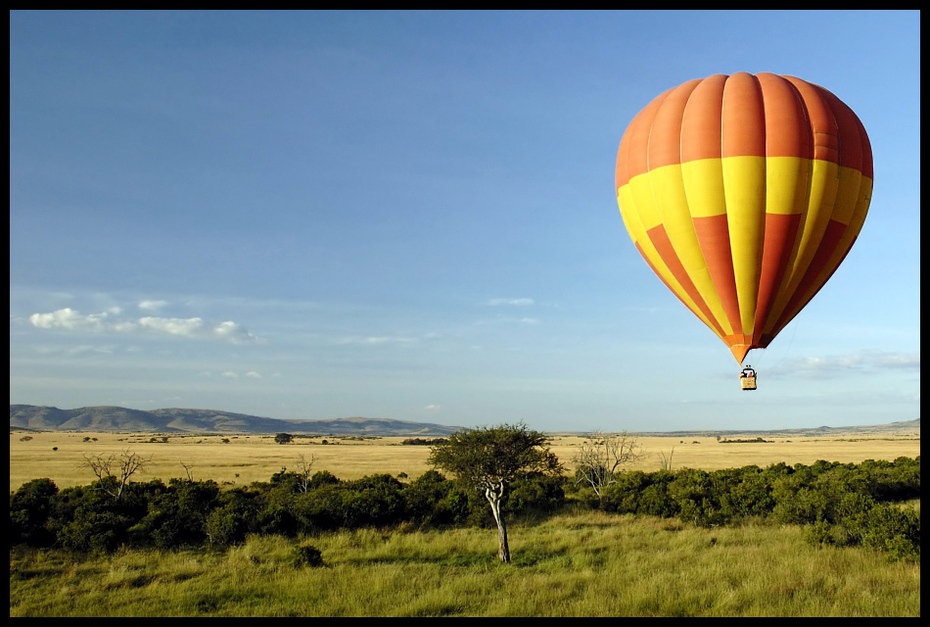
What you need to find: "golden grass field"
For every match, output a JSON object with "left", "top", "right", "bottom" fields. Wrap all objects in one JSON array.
[{"left": 9, "top": 427, "right": 920, "bottom": 493}]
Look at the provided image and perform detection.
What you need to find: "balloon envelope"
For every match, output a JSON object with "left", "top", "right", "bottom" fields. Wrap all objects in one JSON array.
[{"left": 615, "top": 72, "right": 872, "bottom": 364}]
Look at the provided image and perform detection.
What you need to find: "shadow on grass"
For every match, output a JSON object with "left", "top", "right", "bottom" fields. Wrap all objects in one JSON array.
[{"left": 341, "top": 544, "right": 572, "bottom": 569}]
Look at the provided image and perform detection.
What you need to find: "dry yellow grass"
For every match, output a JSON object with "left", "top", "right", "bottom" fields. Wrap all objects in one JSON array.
[
  {"left": 9, "top": 428, "right": 921, "bottom": 493},
  {"left": 549, "top": 431, "right": 921, "bottom": 473}
]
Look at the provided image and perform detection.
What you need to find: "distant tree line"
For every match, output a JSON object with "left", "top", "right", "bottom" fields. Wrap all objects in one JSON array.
[
  {"left": 401, "top": 437, "right": 448, "bottom": 446},
  {"left": 9, "top": 452, "right": 919, "bottom": 562}
]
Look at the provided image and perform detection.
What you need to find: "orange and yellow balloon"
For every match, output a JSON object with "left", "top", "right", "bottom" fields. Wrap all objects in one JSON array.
[{"left": 615, "top": 72, "right": 873, "bottom": 364}]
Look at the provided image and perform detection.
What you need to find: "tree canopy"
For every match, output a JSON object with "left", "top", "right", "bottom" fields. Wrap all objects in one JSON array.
[{"left": 429, "top": 423, "right": 560, "bottom": 486}]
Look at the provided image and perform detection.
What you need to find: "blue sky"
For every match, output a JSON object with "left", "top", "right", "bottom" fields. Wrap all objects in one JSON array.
[{"left": 10, "top": 10, "right": 920, "bottom": 433}]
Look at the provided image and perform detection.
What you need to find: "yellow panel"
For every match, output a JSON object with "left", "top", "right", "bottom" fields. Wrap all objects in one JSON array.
[
  {"left": 849, "top": 178, "right": 873, "bottom": 235},
  {"left": 681, "top": 159, "right": 726, "bottom": 218},
  {"left": 627, "top": 173, "right": 662, "bottom": 231},
  {"left": 831, "top": 166, "right": 867, "bottom": 226},
  {"left": 723, "top": 156, "right": 765, "bottom": 335},
  {"left": 617, "top": 185, "right": 646, "bottom": 246},
  {"left": 765, "top": 156, "right": 810, "bottom": 216}
]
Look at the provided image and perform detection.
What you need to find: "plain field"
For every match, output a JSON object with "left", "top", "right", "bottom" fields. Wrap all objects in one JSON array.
[{"left": 9, "top": 428, "right": 920, "bottom": 493}]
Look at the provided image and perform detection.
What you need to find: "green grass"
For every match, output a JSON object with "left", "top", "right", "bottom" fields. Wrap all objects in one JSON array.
[{"left": 9, "top": 510, "right": 920, "bottom": 617}]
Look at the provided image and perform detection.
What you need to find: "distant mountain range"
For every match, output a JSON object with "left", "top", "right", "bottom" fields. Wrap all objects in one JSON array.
[
  {"left": 9, "top": 404, "right": 920, "bottom": 438},
  {"left": 9, "top": 405, "right": 463, "bottom": 437},
  {"left": 632, "top": 418, "right": 920, "bottom": 438}
]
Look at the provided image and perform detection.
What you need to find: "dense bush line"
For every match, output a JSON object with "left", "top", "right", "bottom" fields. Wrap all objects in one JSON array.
[
  {"left": 570, "top": 457, "right": 920, "bottom": 560},
  {"left": 10, "top": 456, "right": 919, "bottom": 561}
]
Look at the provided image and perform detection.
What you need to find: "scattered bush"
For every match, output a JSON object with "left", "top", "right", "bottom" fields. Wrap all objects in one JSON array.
[{"left": 290, "top": 543, "right": 324, "bottom": 568}]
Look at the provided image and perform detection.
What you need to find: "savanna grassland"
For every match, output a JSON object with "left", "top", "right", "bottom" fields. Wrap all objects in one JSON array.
[
  {"left": 9, "top": 427, "right": 921, "bottom": 617},
  {"left": 8, "top": 428, "right": 921, "bottom": 493},
  {"left": 10, "top": 511, "right": 921, "bottom": 617}
]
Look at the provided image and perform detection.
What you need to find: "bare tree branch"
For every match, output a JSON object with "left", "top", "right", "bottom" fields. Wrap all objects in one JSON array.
[
  {"left": 80, "top": 449, "right": 152, "bottom": 500},
  {"left": 180, "top": 460, "right": 195, "bottom": 482},
  {"left": 658, "top": 447, "right": 675, "bottom": 472},
  {"left": 573, "top": 432, "right": 643, "bottom": 504},
  {"left": 295, "top": 452, "right": 315, "bottom": 493}
]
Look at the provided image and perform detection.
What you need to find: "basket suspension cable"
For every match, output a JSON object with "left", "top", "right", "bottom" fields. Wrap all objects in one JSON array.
[{"left": 739, "top": 350, "right": 758, "bottom": 391}]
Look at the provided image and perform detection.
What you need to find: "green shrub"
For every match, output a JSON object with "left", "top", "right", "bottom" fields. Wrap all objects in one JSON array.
[
  {"left": 600, "top": 470, "right": 651, "bottom": 514},
  {"left": 404, "top": 470, "right": 469, "bottom": 528},
  {"left": 132, "top": 479, "right": 219, "bottom": 549},
  {"left": 507, "top": 472, "right": 566, "bottom": 519},
  {"left": 205, "top": 507, "right": 242, "bottom": 548},
  {"left": 637, "top": 479, "right": 677, "bottom": 518},
  {"left": 203, "top": 488, "right": 261, "bottom": 547},
  {"left": 56, "top": 509, "right": 136, "bottom": 553},
  {"left": 290, "top": 543, "right": 324, "bottom": 568},
  {"left": 858, "top": 457, "right": 921, "bottom": 502},
  {"left": 856, "top": 503, "right": 920, "bottom": 561},
  {"left": 667, "top": 469, "right": 727, "bottom": 527},
  {"left": 339, "top": 474, "right": 407, "bottom": 528},
  {"left": 9, "top": 478, "right": 59, "bottom": 547}
]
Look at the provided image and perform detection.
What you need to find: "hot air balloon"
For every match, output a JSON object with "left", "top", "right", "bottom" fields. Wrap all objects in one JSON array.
[{"left": 614, "top": 72, "right": 872, "bottom": 388}]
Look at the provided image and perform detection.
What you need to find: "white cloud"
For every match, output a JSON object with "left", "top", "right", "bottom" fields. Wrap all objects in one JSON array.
[
  {"left": 28, "top": 308, "right": 109, "bottom": 330},
  {"left": 138, "top": 299, "right": 168, "bottom": 311},
  {"left": 222, "top": 371, "right": 238, "bottom": 378},
  {"left": 246, "top": 371, "right": 262, "bottom": 379},
  {"left": 212, "top": 320, "right": 259, "bottom": 344},
  {"left": 335, "top": 335, "right": 418, "bottom": 345},
  {"left": 27, "top": 307, "right": 259, "bottom": 344},
  {"left": 138, "top": 316, "right": 206, "bottom": 336},
  {"left": 488, "top": 298, "right": 534, "bottom": 306},
  {"left": 66, "top": 344, "right": 114, "bottom": 356},
  {"left": 424, "top": 404, "right": 440, "bottom": 410}
]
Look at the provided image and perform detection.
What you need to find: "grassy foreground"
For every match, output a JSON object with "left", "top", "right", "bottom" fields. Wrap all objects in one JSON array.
[{"left": 9, "top": 510, "right": 920, "bottom": 617}]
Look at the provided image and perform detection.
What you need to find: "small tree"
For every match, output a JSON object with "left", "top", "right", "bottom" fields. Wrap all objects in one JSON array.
[
  {"left": 275, "top": 433, "right": 294, "bottom": 445},
  {"left": 295, "top": 453, "right": 315, "bottom": 493},
  {"left": 658, "top": 447, "right": 675, "bottom": 472},
  {"left": 428, "top": 422, "right": 563, "bottom": 563},
  {"left": 80, "top": 450, "right": 151, "bottom": 501},
  {"left": 180, "top": 460, "right": 195, "bottom": 482},
  {"left": 573, "top": 431, "right": 643, "bottom": 505}
]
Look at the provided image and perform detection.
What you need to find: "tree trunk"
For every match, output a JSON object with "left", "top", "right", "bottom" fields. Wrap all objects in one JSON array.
[{"left": 486, "top": 487, "right": 510, "bottom": 563}]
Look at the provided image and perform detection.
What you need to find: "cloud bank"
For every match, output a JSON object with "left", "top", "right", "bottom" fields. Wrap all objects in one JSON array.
[{"left": 769, "top": 350, "right": 920, "bottom": 378}]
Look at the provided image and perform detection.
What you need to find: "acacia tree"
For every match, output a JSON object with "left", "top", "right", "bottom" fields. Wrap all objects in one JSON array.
[
  {"left": 573, "top": 431, "right": 643, "bottom": 505},
  {"left": 427, "top": 422, "right": 562, "bottom": 563}
]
